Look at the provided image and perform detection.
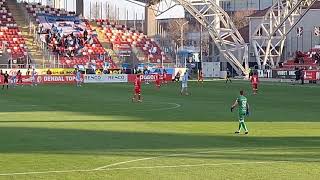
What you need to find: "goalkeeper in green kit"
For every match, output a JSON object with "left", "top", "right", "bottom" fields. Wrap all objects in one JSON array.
[{"left": 231, "top": 90, "right": 250, "bottom": 134}]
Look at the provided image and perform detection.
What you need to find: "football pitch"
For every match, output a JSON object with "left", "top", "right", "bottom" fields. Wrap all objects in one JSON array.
[{"left": 0, "top": 81, "right": 319, "bottom": 180}]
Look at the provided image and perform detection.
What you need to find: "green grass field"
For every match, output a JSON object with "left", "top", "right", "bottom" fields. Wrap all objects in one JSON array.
[{"left": 0, "top": 81, "right": 319, "bottom": 180}]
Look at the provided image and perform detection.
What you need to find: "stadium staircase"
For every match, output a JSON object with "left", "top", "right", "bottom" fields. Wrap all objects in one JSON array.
[
  {"left": 6, "top": 0, "right": 45, "bottom": 65},
  {"left": 89, "top": 21, "right": 122, "bottom": 67}
]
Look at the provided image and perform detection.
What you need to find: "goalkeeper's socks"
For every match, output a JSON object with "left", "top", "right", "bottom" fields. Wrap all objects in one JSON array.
[{"left": 241, "top": 122, "right": 248, "bottom": 132}]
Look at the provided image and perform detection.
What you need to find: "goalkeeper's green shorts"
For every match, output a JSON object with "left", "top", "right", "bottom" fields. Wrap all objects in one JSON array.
[{"left": 239, "top": 112, "right": 246, "bottom": 122}]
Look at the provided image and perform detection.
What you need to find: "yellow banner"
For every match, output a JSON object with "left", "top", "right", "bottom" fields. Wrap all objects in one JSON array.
[
  {"left": 39, "top": 68, "right": 75, "bottom": 75},
  {"left": 2, "top": 68, "right": 75, "bottom": 76}
]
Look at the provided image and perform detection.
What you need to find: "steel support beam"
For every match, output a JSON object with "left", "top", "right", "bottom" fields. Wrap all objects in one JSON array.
[
  {"left": 138, "top": 0, "right": 249, "bottom": 75},
  {"left": 252, "top": 0, "right": 317, "bottom": 69}
]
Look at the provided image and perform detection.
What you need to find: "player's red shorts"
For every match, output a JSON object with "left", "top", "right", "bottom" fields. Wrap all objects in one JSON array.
[
  {"left": 135, "top": 88, "right": 141, "bottom": 94},
  {"left": 156, "top": 80, "right": 160, "bottom": 86},
  {"left": 252, "top": 83, "right": 258, "bottom": 90}
]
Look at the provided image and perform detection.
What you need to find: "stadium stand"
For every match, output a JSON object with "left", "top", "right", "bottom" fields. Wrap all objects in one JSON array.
[
  {"left": 96, "top": 19, "right": 170, "bottom": 64},
  {"left": 282, "top": 49, "right": 320, "bottom": 70},
  {"left": 0, "top": 0, "right": 30, "bottom": 67},
  {"left": 21, "top": 2, "right": 117, "bottom": 69}
]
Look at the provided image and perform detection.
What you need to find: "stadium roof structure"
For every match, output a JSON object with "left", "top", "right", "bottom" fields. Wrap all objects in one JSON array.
[
  {"left": 128, "top": 0, "right": 318, "bottom": 74},
  {"left": 251, "top": 0, "right": 318, "bottom": 69},
  {"left": 134, "top": 0, "right": 161, "bottom": 5},
  {"left": 127, "top": 0, "right": 250, "bottom": 75},
  {"left": 249, "top": 1, "right": 320, "bottom": 18}
]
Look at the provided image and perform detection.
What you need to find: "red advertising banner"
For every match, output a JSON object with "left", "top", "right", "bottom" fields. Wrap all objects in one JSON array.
[
  {"left": 0, "top": 75, "right": 32, "bottom": 85},
  {"left": 128, "top": 74, "right": 172, "bottom": 83},
  {"left": 37, "top": 75, "right": 82, "bottom": 84},
  {"left": 0, "top": 75, "right": 82, "bottom": 85},
  {"left": 304, "top": 70, "right": 320, "bottom": 80}
]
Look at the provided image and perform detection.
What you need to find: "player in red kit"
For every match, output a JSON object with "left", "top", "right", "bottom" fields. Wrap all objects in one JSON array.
[
  {"left": 17, "top": 70, "right": 23, "bottom": 86},
  {"left": 250, "top": 72, "right": 259, "bottom": 95},
  {"left": 198, "top": 69, "right": 204, "bottom": 84},
  {"left": 162, "top": 69, "right": 167, "bottom": 84},
  {"left": 132, "top": 74, "right": 142, "bottom": 102},
  {"left": 155, "top": 73, "right": 161, "bottom": 89}
]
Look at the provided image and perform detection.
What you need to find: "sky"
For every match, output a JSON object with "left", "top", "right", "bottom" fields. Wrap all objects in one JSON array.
[
  {"left": 81, "top": 0, "right": 185, "bottom": 20},
  {"left": 22, "top": 0, "right": 185, "bottom": 20},
  {"left": 21, "top": 0, "right": 274, "bottom": 20}
]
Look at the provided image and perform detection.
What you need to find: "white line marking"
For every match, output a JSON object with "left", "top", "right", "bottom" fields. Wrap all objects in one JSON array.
[
  {"left": 95, "top": 146, "right": 319, "bottom": 170},
  {"left": 0, "top": 161, "right": 288, "bottom": 176},
  {"left": 103, "top": 102, "right": 181, "bottom": 113},
  {"left": 103, "top": 161, "right": 289, "bottom": 170},
  {"left": 135, "top": 102, "right": 181, "bottom": 112},
  {"left": 94, "top": 157, "right": 159, "bottom": 170},
  {"left": 0, "top": 147, "right": 318, "bottom": 176},
  {"left": 4, "top": 104, "right": 38, "bottom": 107}
]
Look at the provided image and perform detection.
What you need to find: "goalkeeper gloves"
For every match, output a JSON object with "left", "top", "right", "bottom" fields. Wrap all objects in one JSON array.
[{"left": 246, "top": 109, "right": 250, "bottom": 116}]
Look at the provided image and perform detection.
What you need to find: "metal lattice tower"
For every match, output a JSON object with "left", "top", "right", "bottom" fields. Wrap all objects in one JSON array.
[
  {"left": 152, "top": 0, "right": 249, "bottom": 76},
  {"left": 252, "top": 0, "right": 317, "bottom": 69}
]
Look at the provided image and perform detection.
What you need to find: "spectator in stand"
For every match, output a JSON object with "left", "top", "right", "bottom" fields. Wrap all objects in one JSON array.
[
  {"left": 300, "top": 57, "right": 305, "bottom": 64},
  {"left": 295, "top": 67, "right": 300, "bottom": 83},
  {"left": 278, "top": 62, "right": 283, "bottom": 68},
  {"left": 38, "top": 24, "right": 43, "bottom": 34},
  {"left": 103, "top": 69, "right": 109, "bottom": 74},
  {"left": 86, "top": 35, "right": 93, "bottom": 45},
  {"left": 26, "top": 68, "right": 30, "bottom": 76},
  {"left": 92, "top": 29, "right": 98, "bottom": 37},
  {"left": 173, "top": 71, "right": 181, "bottom": 82},
  {"left": 95, "top": 69, "right": 102, "bottom": 75},
  {"left": 47, "top": 69, "right": 52, "bottom": 75},
  {"left": 300, "top": 68, "right": 305, "bottom": 85},
  {"left": 83, "top": 29, "right": 88, "bottom": 41}
]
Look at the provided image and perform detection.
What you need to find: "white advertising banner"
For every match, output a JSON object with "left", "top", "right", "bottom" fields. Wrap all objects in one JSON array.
[
  {"left": 202, "top": 62, "right": 220, "bottom": 78},
  {"left": 84, "top": 74, "right": 128, "bottom": 83}
]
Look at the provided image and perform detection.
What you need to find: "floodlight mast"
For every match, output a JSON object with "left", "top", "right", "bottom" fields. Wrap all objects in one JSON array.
[{"left": 148, "top": 0, "right": 249, "bottom": 76}]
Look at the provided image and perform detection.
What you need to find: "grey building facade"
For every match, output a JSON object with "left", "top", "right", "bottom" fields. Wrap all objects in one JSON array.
[
  {"left": 248, "top": 4, "right": 320, "bottom": 64},
  {"left": 220, "top": 0, "right": 276, "bottom": 11}
]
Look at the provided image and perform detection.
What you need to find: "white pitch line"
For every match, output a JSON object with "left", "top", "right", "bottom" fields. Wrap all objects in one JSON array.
[
  {"left": 0, "top": 147, "right": 318, "bottom": 176},
  {"left": 103, "top": 161, "right": 289, "bottom": 171},
  {"left": 94, "top": 157, "right": 160, "bottom": 170},
  {"left": 103, "top": 102, "right": 181, "bottom": 113},
  {"left": 4, "top": 104, "right": 38, "bottom": 107},
  {"left": 94, "top": 146, "right": 319, "bottom": 170},
  {"left": 0, "top": 169, "right": 95, "bottom": 176},
  {"left": 135, "top": 102, "right": 181, "bottom": 112},
  {"left": 0, "top": 161, "right": 289, "bottom": 176}
]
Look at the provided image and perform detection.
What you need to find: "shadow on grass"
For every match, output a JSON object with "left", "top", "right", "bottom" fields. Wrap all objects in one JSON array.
[
  {"left": 0, "top": 127, "right": 319, "bottom": 162},
  {"left": 1, "top": 83, "right": 320, "bottom": 122}
]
